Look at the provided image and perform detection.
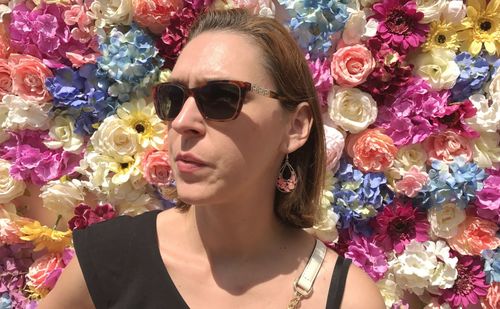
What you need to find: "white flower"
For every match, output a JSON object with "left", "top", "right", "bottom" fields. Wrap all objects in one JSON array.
[
  {"left": 488, "top": 68, "right": 500, "bottom": 98},
  {"left": 428, "top": 203, "right": 466, "bottom": 239},
  {"left": 324, "top": 125, "right": 345, "bottom": 172},
  {"left": 467, "top": 94, "right": 500, "bottom": 133},
  {"left": 441, "top": 0, "right": 466, "bottom": 24},
  {"left": 0, "top": 105, "right": 8, "bottom": 144},
  {"left": 1, "top": 95, "right": 50, "bottom": 131},
  {"left": 44, "top": 114, "right": 84, "bottom": 153},
  {"left": 90, "top": 115, "right": 140, "bottom": 161},
  {"left": 424, "top": 300, "right": 452, "bottom": 309},
  {"left": 413, "top": 49, "right": 460, "bottom": 90},
  {"left": 107, "top": 175, "right": 162, "bottom": 216},
  {"left": 0, "top": 159, "right": 26, "bottom": 204},
  {"left": 393, "top": 144, "right": 428, "bottom": 173},
  {"left": 416, "top": 0, "right": 447, "bottom": 23},
  {"left": 327, "top": 86, "right": 377, "bottom": 133},
  {"left": 342, "top": 9, "right": 378, "bottom": 45},
  {"left": 425, "top": 240, "right": 458, "bottom": 290},
  {"left": 89, "top": 0, "right": 133, "bottom": 28},
  {"left": 472, "top": 131, "right": 500, "bottom": 168},
  {"left": 40, "top": 178, "right": 85, "bottom": 221},
  {"left": 376, "top": 272, "right": 404, "bottom": 308}
]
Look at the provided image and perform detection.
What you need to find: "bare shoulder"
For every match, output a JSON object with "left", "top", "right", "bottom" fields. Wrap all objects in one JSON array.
[
  {"left": 341, "top": 259, "right": 385, "bottom": 309},
  {"left": 38, "top": 254, "right": 95, "bottom": 309}
]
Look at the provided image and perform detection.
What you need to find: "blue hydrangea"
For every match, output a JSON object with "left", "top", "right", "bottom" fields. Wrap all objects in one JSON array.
[
  {"left": 97, "top": 24, "right": 164, "bottom": 102},
  {"left": 482, "top": 248, "right": 500, "bottom": 284},
  {"left": 331, "top": 159, "right": 393, "bottom": 234},
  {"left": 0, "top": 293, "right": 11, "bottom": 309},
  {"left": 421, "top": 156, "right": 486, "bottom": 209},
  {"left": 278, "top": 0, "right": 349, "bottom": 59},
  {"left": 451, "top": 52, "right": 490, "bottom": 101}
]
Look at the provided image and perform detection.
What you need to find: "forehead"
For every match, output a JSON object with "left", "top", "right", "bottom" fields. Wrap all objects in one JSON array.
[{"left": 171, "top": 31, "right": 271, "bottom": 86}]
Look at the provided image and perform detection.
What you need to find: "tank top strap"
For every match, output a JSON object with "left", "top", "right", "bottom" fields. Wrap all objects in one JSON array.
[{"left": 325, "top": 255, "right": 352, "bottom": 309}]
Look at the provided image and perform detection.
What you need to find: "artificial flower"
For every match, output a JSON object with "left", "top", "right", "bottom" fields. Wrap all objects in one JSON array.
[
  {"left": 141, "top": 148, "right": 172, "bottom": 186},
  {"left": 489, "top": 66, "right": 500, "bottom": 97},
  {"left": 9, "top": 54, "right": 53, "bottom": 103},
  {"left": 481, "top": 282, "right": 499, "bottom": 309},
  {"left": 447, "top": 216, "right": 500, "bottom": 256},
  {"left": 376, "top": 272, "right": 404, "bottom": 308},
  {"left": 39, "top": 179, "right": 86, "bottom": 223},
  {"left": 63, "top": 2, "right": 97, "bottom": 44},
  {"left": 346, "top": 129, "right": 398, "bottom": 172},
  {"left": 133, "top": 0, "right": 182, "bottom": 34},
  {"left": 427, "top": 202, "right": 466, "bottom": 239},
  {"left": 43, "top": 114, "right": 85, "bottom": 153},
  {"left": 0, "top": 58, "right": 11, "bottom": 99},
  {"left": 422, "top": 130, "right": 473, "bottom": 163},
  {"left": 90, "top": 116, "right": 140, "bottom": 162},
  {"left": 474, "top": 169, "right": 500, "bottom": 223},
  {"left": 482, "top": 248, "right": 500, "bottom": 284},
  {"left": 425, "top": 240, "right": 459, "bottom": 291},
  {"left": 324, "top": 125, "right": 344, "bottom": 172},
  {"left": 0, "top": 159, "right": 26, "bottom": 204},
  {"left": 0, "top": 218, "right": 26, "bottom": 245},
  {"left": 421, "top": 20, "right": 461, "bottom": 52},
  {"left": 437, "top": 99, "right": 479, "bottom": 139},
  {"left": 307, "top": 55, "right": 333, "bottom": 108},
  {"left": 472, "top": 131, "right": 500, "bottom": 168},
  {"left": 466, "top": 94, "right": 500, "bottom": 133},
  {"left": 231, "top": 0, "right": 275, "bottom": 17},
  {"left": 341, "top": 7, "right": 378, "bottom": 45},
  {"left": 413, "top": 48, "right": 460, "bottom": 90},
  {"left": 345, "top": 235, "right": 388, "bottom": 281},
  {"left": 89, "top": 0, "right": 133, "bottom": 28},
  {"left": 415, "top": 0, "right": 446, "bottom": 23},
  {"left": 457, "top": 0, "right": 500, "bottom": 56},
  {"left": 393, "top": 144, "right": 428, "bottom": 174},
  {"left": 0, "top": 95, "right": 51, "bottom": 131},
  {"left": 331, "top": 44, "right": 375, "bottom": 87},
  {"left": 327, "top": 87, "right": 377, "bottom": 134},
  {"left": 372, "top": 199, "right": 429, "bottom": 254},
  {"left": 68, "top": 203, "right": 117, "bottom": 230},
  {"left": 441, "top": 0, "right": 466, "bottom": 23},
  {"left": 451, "top": 52, "right": 491, "bottom": 101},
  {"left": 394, "top": 166, "right": 428, "bottom": 198},
  {"left": 19, "top": 221, "right": 72, "bottom": 252}
]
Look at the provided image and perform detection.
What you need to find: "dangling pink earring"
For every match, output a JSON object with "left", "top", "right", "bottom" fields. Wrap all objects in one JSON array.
[{"left": 276, "top": 154, "right": 297, "bottom": 193}]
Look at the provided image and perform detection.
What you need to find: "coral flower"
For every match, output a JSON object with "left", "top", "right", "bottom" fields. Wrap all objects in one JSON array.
[
  {"left": 447, "top": 216, "right": 500, "bottom": 256},
  {"left": 346, "top": 129, "right": 398, "bottom": 173}
]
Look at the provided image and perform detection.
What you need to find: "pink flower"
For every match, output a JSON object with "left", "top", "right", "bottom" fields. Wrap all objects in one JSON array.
[
  {"left": 9, "top": 53, "right": 53, "bottom": 103},
  {"left": 372, "top": 199, "right": 429, "bottom": 254},
  {"left": 394, "top": 166, "right": 429, "bottom": 198},
  {"left": 26, "top": 248, "right": 74, "bottom": 294},
  {"left": 331, "top": 44, "right": 375, "bottom": 87},
  {"left": 232, "top": 0, "right": 274, "bottom": 15},
  {"left": 141, "top": 148, "right": 172, "bottom": 186},
  {"left": 346, "top": 129, "right": 398, "bottom": 172},
  {"left": 481, "top": 282, "right": 499, "bottom": 309},
  {"left": 0, "top": 218, "right": 25, "bottom": 245},
  {"left": 0, "top": 58, "right": 12, "bottom": 99},
  {"left": 65, "top": 52, "right": 99, "bottom": 68},
  {"left": 344, "top": 235, "right": 388, "bottom": 281},
  {"left": 307, "top": 54, "right": 333, "bottom": 108},
  {"left": 133, "top": 0, "right": 183, "bottom": 34},
  {"left": 371, "top": 0, "right": 429, "bottom": 53},
  {"left": 423, "top": 130, "right": 473, "bottom": 163},
  {"left": 0, "top": 25, "right": 9, "bottom": 59},
  {"left": 447, "top": 216, "right": 500, "bottom": 256},
  {"left": 63, "top": 3, "right": 95, "bottom": 43},
  {"left": 474, "top": 171, "right": 500, "bottom": 223},
  {"left": 438, "top": 99, "right": 479, "bottom": 139},
  {"left": 324, "top": 125, "right": 344, "bottom": 172}
]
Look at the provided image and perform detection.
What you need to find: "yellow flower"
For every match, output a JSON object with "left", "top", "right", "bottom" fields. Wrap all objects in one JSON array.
[
  {"left": 19, "top": 221, "right": 72, "bottom": 252},
  {"left": 458, "top": 0, "right": 500, "bottom": 56},
  {"left": 422, "top": 20, "right": 461, "bottom": 52},
  {"left": 116, "top": 98, "right": 166, "bottom": 150}
]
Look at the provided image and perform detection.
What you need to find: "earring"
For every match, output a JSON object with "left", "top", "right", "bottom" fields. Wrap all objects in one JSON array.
[{"left": 276, "top": 154, "right": 297, "bottom": 193}]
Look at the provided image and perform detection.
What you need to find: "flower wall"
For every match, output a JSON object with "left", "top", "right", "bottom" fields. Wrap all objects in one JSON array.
[{"left": 0, "top": 0, "right": 499, "bottom": 308}]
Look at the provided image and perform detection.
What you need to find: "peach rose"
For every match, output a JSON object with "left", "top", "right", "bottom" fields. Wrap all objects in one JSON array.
[
  {"left": 448, "top": 216, "right": 500, "bottom": 256},
  {"left": 10, "top": 54, "right": 53, "bottom": 103},
  {"left": 26, "top": 253, "right": 65, "bottom": 295},
  {"left": 0, "top": 25, "right": 9, "bottom": 59},
  {"left": 0, "top": 58, "right": 11, "bottom": 99},
  {"left": 422, "top": 130, "right": 472, "bottom": 163},
  {"left": 346, "top": 129, "right": 398, "bottom": 172},
  {"left": 133, "top": 0, "right": 183, "bottom": 34},
  {"left": 481, "top": 282, "right": 499, "bottom": 309},
  {"left": 331, "top": 44, "right": 375, "bottom": 87},
  {"left": 394, "top": 166, "right": 429, "bottom": 198},
  {"left": 141, "top": 148, "right": 172, "bottom": 185},
  {"left": 0, "top": 218, "right": 24, "bottom": 245}
]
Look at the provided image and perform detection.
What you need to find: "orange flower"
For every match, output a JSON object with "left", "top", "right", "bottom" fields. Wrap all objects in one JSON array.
[
  {"left": 481, "top": 282, "right": 499, "bottom": 309},
  {"left": 346, "top": 129, "right": 398, "bottom": 172},
  {"left": 448, "top": 216, "right": 500, "bottom": 256}
]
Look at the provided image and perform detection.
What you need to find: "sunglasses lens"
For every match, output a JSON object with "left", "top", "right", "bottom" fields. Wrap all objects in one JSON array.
[
  {"left": 155, "top": 84, "right": 185, "bottom": 120},
  {"left": 196, "top": 82, "right": 242, "bottom": 120}
]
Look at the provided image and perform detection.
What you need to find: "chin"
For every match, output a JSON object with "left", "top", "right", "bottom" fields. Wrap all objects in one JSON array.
[{"left": 175, "top": 183, "right": 216, "bottom": 206}]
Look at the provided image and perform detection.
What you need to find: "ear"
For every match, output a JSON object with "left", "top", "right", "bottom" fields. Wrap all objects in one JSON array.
[{"left": 284, "top": 102, "right": 313, "bottom": 153}]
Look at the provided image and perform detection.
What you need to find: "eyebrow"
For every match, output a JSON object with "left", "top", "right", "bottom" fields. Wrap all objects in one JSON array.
[{"left": 168, "top": 76, "right": 234, "bottom": 86}]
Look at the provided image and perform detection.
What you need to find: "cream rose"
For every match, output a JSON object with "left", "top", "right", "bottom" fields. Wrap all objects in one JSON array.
[
  {"left": 342, "top": 9, "right": 378, "bottom": 45},
  {"left": 488, "top": 68, "right": 500, "bottom": 97},
  {"left": 89, "top": 0, "right": 133, "bottom": 28},
  {"left": 467, "top": 94, "right": 500, "bottom": 132},
  {"left": 44, "top": 114, "right": 84, "bottom": 153},
  {"left": 414, "top": 49, "right": 460, "bottom": 90},
  {"left": 428, "top": 203, "right": 466, "bottom": 239},
  {"left": 90, "top": 116, "right": 140, "bottom": 161},
  {"left": 1, "top": 95, "right": 51, "bottom": 131},
  {"left": 0, "top": 159, "right": 26, "bottom": 204},
  {"left": 472, "top": 131, "right": 500, "bottom": 168},
  {"left": 441, "top": 0, "right": 467, "bottom": 24},
  {"left": 393, "top": 144, "right": 428, "bottom": 173},
  {"left": 327, "top": 86, "right": 377, "bottom": 133},
  {"left": 416, "top": 0, "right": 447, "bottom": 23},
  {"left": 40, "top": 179, "right": 85, "bottom": 221}
]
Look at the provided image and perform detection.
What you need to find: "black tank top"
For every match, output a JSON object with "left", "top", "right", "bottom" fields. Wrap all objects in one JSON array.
[{"left": 73, "top": 210, "right": 351, "bottom": 309}]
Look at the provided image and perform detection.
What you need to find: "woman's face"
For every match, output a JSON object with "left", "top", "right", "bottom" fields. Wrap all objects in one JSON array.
[{"left": 167, "top": 31, "right": 291, "bottom": 206}]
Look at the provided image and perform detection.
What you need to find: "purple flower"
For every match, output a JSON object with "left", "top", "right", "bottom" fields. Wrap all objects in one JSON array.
[
  {"left": 307, "top": 55, "right": 332, "bottom": 108},
  {"left": 474, "top": 168, "right": 500, "bottom": 224},
  {"left": 451, "top": 52, "right": 490, "bottom": 101},
  {"left": 344, "top": 235, "right": 388, "bottom": 281}
]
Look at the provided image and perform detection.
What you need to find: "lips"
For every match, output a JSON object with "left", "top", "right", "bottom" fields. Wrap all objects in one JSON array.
[{"left": 174, "top": 153, "right": 207, "bottom": 173}]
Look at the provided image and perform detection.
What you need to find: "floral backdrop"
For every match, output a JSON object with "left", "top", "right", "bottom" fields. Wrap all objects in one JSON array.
[{"left": 0, "top": 0, "right": 499, "bottom": 308}]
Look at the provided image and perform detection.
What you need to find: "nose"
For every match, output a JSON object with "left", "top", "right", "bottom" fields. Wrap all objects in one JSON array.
[{"left": 170, "top": 96, "right": 206, "bottom": 136}]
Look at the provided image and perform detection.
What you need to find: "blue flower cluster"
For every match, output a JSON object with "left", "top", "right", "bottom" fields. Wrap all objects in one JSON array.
[
  {"left": 97, "top": 24, "right": 164, "bottom": 102},
  {"left": 331, "top": 159, "right": 393, "bottom": 234},
  {"left": 278, "top": 0, "right": 349, "bottom": 59},
  {"left": 482, "top": 248, "right": 500, "bottom": 284},
  {"left": 45, "top": 64, "right": 118, "bottom": 136},
  {"left": 451, "top": 52, "right": 490, "bottom": 101},
  {"left": 421, "top": 156, "right": 486, "bottom": 209}
]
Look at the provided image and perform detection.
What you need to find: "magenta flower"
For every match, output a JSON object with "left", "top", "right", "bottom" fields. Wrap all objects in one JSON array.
[
  {"left": 0, "top": 130, "right": 82, "bottom": 185},
  {"left": 438, "top": 99, "right": 479, "bottom": 139},
  {"left": 372, "top": 199, "right": 429, "bottom": 254},
  {"left": 439, "top": 254, "right": 489, "bottom": 308},
  {"left": 307, "top": 54, "right": 333, "bottom": 108},
  {"left": 474, "top": 169, "right": 500, "bottom": 224},
  {"left": 344, "top": 235, "right": 388, "bottom": 281},
  {"left": 370, "top": 0, "right": 429, "bottom": 53}
]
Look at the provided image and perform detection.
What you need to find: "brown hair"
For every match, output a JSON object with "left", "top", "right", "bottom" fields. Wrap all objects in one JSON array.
[{"left": 168, "top": 8, "right": 326, "bottom": 228}]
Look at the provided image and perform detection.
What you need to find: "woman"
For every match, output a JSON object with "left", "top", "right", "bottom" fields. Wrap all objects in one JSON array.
[{"left": 39, "top": 9, "right": 385, "bottom": 309}]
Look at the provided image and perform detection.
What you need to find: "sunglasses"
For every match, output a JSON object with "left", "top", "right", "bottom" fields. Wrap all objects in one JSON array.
[{"left": 153, "top": 80, "right": 287, "bottom": 121}]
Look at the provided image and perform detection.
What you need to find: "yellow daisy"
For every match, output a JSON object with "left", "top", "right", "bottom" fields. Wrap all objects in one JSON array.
[
  {"left": 116, "top": 98, "right": 166, "bottom": 150},
  {"left": 422, "top": 20, "right": 461, "bottom": 52},
  {"left": 109, "top": 155, "right": 141, "bottom": 185},
  {"left": 19, "top": 221, "right": 72, "bottom": 252},
  {"left": 458, "top": 0, "right": 500, "bottom": 56}
]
